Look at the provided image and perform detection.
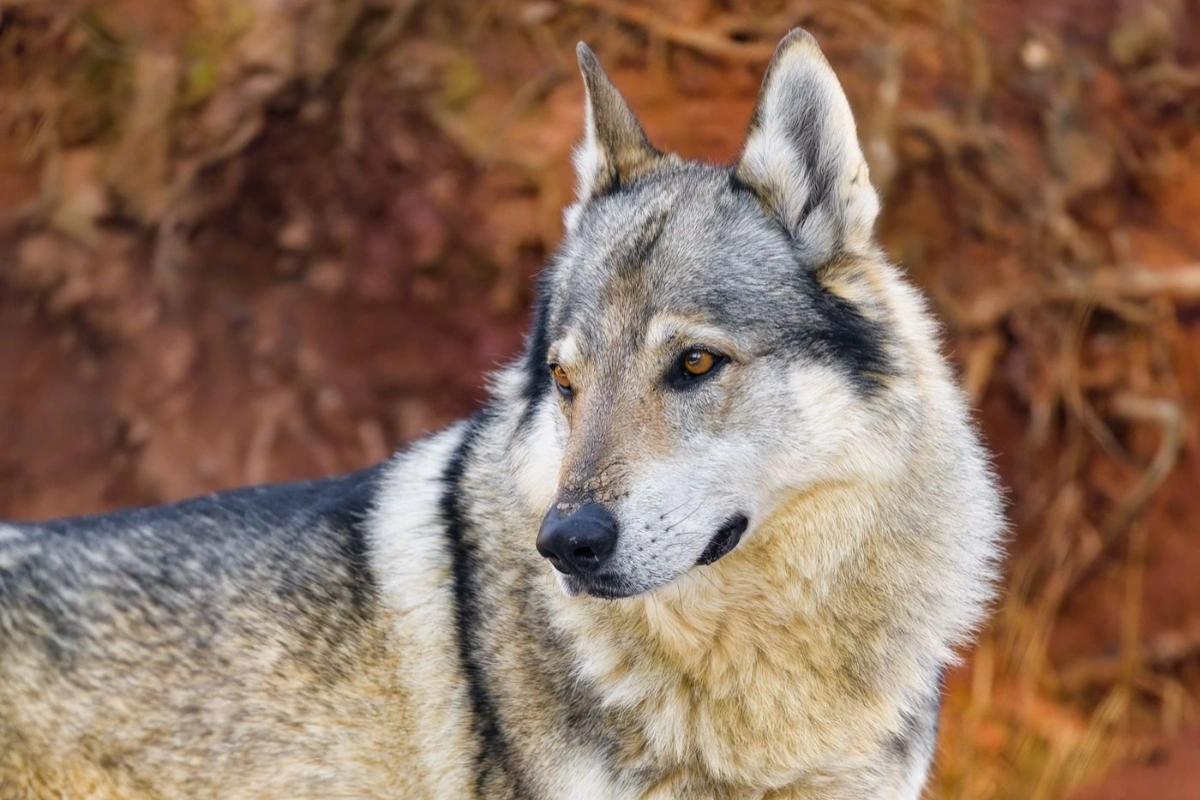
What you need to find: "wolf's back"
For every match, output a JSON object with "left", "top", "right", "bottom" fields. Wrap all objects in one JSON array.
[{"left": 0, "top": 465, "right": 417, "bottom": 799}]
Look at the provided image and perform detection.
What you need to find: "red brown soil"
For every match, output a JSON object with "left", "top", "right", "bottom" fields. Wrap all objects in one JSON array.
[
  {"left": 1072, "top": 734, "right": 1200, "bottom": 800},
  {"left": 2, "top": 1, "right": 1199, "bottom": 796}
]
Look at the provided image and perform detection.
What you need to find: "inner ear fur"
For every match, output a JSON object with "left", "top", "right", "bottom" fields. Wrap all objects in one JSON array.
[
  {"left": 571, "top": 43, "right": 662, "bottom": 201},
  {"left": 735, "top": 29, "right": 880, "bottom": 267}
]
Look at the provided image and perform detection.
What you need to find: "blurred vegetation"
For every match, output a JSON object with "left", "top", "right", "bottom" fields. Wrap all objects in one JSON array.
[{"left": 3, "top": 1, "right": 1200, "bottom": 797}]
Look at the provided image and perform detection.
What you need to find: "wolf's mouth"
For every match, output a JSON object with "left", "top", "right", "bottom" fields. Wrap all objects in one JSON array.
[
  {"left": 559, "top": 572, "right": 639, "bottom": 600},
  {"left": 696, "top": 515, "right": 749, "bottom": 566}
]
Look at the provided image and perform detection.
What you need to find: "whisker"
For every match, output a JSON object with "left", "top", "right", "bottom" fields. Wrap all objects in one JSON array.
[
  {"left": 659, "top": 497, "right": 692, "bottom": 523},
  {"left": 665, "top": 499, "right": 705, "bottom": 532},
  {"left": 694, "top": 565, "right": 720, "bottom": 591}
]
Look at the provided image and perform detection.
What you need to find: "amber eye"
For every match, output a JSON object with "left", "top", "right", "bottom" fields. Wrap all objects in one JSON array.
[
  {"left": 682, "top": 349, "right": 717, "bottom": 376},
  {"left": 550, "top": 364, "right": 572, "bottom": 394}
]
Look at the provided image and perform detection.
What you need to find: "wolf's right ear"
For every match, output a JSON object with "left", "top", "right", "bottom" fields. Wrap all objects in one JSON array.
[
  {"left": 735, "top": 30, "right": 879, "bottom": 266},
  {"left": 565, "top": 43, "right": 661, "bottom": 230}
]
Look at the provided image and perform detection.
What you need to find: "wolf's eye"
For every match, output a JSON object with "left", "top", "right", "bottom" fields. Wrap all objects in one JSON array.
[
  {"left": 683, "top": 349, "right": 717, "bottom": 376},
  {"left": 668, "top": 348, "right": 727, "bottom": 389},
  {"left": 549, "top": 364, "right": 573, "bottom": 395}
]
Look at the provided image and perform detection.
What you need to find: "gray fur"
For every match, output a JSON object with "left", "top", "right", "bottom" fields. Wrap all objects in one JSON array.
[{"left": 0, "top": 30, "right": 1003, "bottom": 800}]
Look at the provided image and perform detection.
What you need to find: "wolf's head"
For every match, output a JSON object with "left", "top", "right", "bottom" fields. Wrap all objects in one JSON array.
[{"left": 515, "top": 30, "right": 913, "bottom": 599}]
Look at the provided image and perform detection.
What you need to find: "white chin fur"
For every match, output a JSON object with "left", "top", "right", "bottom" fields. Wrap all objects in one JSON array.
[
  {"left": 511, "top": 403, "right": 563, "bottom": 513},
  {"left": 555, "top": 572, "right": 583, "bottom": 597}
]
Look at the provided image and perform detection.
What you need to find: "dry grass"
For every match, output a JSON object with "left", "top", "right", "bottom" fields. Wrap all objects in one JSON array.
[{"left": 2, "top": 1, "right": 1198, "bottom": 796}]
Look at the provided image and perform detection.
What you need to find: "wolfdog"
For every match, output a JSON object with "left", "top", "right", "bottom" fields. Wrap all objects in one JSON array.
[{"left": 0, "top": 29, "right": 1003, "bottom": 799}]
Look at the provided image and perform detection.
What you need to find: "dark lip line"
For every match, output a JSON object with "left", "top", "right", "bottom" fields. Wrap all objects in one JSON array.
[
  {"left": 567, "top": 574, "right": 640, "bottom": 600},
  {"left": 695, "top": 514, "right": 750, "bottom": 566}
]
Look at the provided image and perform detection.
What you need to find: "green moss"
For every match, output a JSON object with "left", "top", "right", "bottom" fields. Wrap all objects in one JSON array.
[
  {"left": 180, "top": 46, "right": 220, "bottom": 108},
  {"left": 56, "top": 15, "right": 132, "bottom": 146},
  {"left": 177, "top": 0, "right": 258, "bottom": 109},
  {"left": 439, "top": 53, "right": 481, "bottom": 110}
]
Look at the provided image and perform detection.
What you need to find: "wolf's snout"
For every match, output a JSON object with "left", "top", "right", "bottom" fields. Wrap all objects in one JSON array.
[{"left": 536, "top": 503, "right": 618, "bottom": 576}]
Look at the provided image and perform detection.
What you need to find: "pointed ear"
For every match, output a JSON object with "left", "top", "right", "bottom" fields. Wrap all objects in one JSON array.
[
  {"left": 569, "top": 43, "right": 661, "bottom": 208},
  {"left": 735, "top": 29, "right": 879, "bottom": 265}
]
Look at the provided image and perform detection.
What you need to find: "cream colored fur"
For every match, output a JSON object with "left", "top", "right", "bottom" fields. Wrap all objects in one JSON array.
[{"left": 0, "top": 28, "right": 1002, "bottom": 800}]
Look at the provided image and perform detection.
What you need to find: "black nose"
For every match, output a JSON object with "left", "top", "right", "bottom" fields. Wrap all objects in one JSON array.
[{"left": 536, "top": 503, "right": 619, "bottom": 575}]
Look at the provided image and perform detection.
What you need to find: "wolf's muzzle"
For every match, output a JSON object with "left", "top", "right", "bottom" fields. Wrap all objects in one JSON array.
[{"left": 536, "top": 503, "right": 618, "bottom": 576}]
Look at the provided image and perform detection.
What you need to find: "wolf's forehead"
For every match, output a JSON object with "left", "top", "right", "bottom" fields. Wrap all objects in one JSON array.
[{"left": 552, "top": 170, "right": 796, "bottom": 336}]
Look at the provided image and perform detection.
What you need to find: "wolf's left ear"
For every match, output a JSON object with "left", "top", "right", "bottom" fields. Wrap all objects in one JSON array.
[
  {"left": 735, "top": 30, "right": 879, "bottom": 265},
  {"left": 566, "top": 43, "right": 661, "bottom": 225}
]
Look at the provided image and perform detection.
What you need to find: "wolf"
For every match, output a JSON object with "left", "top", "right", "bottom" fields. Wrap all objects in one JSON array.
[{"left": 0, "top": 30, "right": 1003, "bottom": 799}]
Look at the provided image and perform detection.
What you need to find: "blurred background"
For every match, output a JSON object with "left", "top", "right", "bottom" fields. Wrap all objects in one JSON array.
[{"left": 1, "top": 0, "right": 1199, "bottom": 797}]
